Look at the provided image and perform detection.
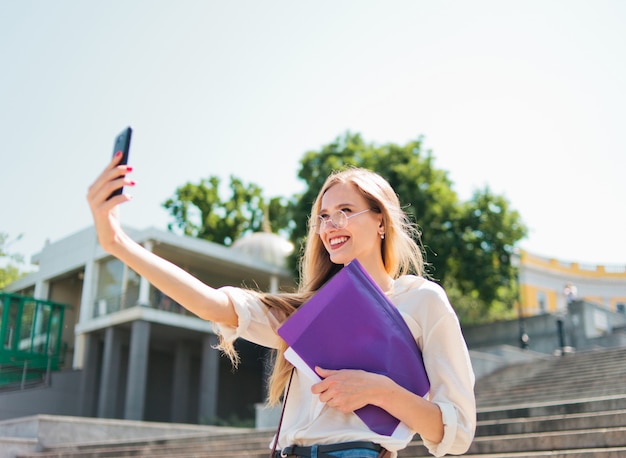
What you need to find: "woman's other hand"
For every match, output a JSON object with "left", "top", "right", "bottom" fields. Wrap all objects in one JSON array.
[{"left": 312, "top": 367, "right": 388, "bottom": 414}]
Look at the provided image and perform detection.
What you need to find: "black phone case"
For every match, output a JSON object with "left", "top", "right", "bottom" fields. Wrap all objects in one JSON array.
[{"left": 107, "top": 126, "right": 132, "bottom": 200}]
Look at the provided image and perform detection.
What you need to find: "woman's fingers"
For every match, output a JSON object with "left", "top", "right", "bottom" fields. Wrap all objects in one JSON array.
[
  {"left": 87, "top": 174, "right": 133, "bottom": 207},
  {"left": 311, "top": 368, "right": 385, "bottom": 414},
  {"left": 87, "top": 155, "right": 134, "bottom": 207},
  {"left": 86, "top": 156, "right": 136, "bottom": 253}
]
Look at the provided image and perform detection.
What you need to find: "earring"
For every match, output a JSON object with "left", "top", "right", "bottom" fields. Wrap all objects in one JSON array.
[{"left": 380, "top": 233, "right": 385, "bottom": 240}]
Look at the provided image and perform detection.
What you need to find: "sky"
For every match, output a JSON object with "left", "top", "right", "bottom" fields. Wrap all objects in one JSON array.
[{"left": 1, "top": 0, "right": 625, "bottom": 269}]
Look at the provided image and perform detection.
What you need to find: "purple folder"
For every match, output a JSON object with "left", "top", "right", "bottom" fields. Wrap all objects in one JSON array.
[{"left": 277, "top": 260, "right": 430, "bottom": 438}]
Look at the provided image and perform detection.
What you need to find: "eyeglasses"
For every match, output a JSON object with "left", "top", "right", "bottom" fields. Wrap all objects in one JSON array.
[{"left": 314, "top": 209, "right": 371, "bottom": 233}]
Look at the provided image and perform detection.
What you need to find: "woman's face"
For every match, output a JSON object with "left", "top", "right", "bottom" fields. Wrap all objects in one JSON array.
[{"left": 318, "top": 182, "right": 383, "bottom": 267}]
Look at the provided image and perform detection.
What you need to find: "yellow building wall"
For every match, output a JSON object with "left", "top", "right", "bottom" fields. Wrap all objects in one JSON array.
[
  {"left": 521, "top": 251, "right": 626, "bottom": 280},
  {"left": 610, "top": 297, "right": 626, "bottom": 312},
  {"left": 518, "top": 250, "right": 626, "bottom": 316},
  {"left": 584, "top": 295, "right": 604, "bottom": 306},
  {"left": 519, "top": 283, "right": 559, "bottom": 316}
]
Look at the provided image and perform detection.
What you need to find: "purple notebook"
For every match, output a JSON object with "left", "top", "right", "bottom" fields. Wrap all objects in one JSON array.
[{"left": 277, "top": 260, "right": 430, "bottom": 438}]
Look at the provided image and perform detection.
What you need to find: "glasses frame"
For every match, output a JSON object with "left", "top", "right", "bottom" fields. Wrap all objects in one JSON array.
[{"left": 315, "top": 209, "right": 371, "bottom": 234}]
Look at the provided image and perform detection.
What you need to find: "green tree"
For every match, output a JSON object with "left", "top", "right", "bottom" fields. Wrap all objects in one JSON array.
[
  {"left": 292, "top": 132, "right": 459, "bottom": 282},
  {"left": 292, "top": 132, "right": 527, "bottom": 323},
  {"left": 0, "top": 232, "right": 28, "bottom": 289},
  {"left": 448, "top": 188, "right": 527, "bottom": 323},
  {"left": 163, "top": 132, "right": 528, "bottom": 324},
  {"left": 162, "top": 175, "right": 294, "bottom": 246}
]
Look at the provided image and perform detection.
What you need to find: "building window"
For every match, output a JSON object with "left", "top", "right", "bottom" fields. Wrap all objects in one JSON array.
[
  {"left": 537, "top": 291, "right": 547, "bottom": 313},
  {"left": 617, "top": 303, "right": 625, "bottom": 314},
  {"left": 94, "top": 258, "right": 140, "bottom": 316},
  {"left": 17, "top": 286, "right": 35, "bottom": 298}
]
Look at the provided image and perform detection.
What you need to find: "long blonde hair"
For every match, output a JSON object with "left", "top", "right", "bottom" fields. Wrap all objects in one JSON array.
[{"left": 219, "top": 167, "right": 425, "bottom": 405}]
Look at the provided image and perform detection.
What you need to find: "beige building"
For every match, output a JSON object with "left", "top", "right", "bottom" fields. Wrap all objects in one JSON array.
[
  {"left": 517, "top": 250, "right": 626, "bottom": 317},
  {"left": 2, "top": 225, "right": 294, "bottom": 424},
  {"left": 4, "top": 227, "right": 625, "bottom": 425}
]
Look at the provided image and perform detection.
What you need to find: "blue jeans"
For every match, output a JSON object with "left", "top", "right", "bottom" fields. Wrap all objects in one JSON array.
[{"left": 321, "top": 446, "right": 380, "bottom": 457}]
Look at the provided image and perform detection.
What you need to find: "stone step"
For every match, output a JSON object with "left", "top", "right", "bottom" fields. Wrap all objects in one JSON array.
[
  {"left": 470, "top": 426, "right": 626, "bottom": 455},
  {"left": 400, "top": 426, "right": 626, "bottom": 457},
  {"left": 31, "top": 421, "right": 626, "bottom": 458},
  {"left": 20, "top": 451, "right": 270, "bottom": 458},
  {"left": 17, "top": 432, "right": 276, "bottom": 458},
  {"left": 477, "top": 394, "right": 626, "bottom": 421},
  {"left": 475, "top": 348, "right": 626, "bottom": 387},
  {"left": 509, "top": 353, "right": 626, "bottom": 372},
  {"left": 439, "top": 447, "right": 626, "bottom": 458},
  {"left": 478, "top": 408, "right": 626, "bottom": 436},
  {"left": 478, "top": 385, "right": 626, "bottom": 401},
  {"left": 476, "top": 363, "right": 626, "bottom": 398},
  {"left": 20, "top": 400, "right": 626, "bottom": 457},
  {"left": 476, "top": 367, "right": 626, "bottom": 394},
  {"left": 401, "top": 448, "right": 626, "bottom": 458},
  {"left": 477, "top": 366, "right": 626, "bottom": 391},
  {"left": 477, "top": 386, "right": 626, "bottom": 408}
]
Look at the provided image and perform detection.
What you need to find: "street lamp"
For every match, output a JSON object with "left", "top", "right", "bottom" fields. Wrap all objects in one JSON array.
[
  {"left": 556, "top": 283, "right": 577, "bottom": 356},
  {"left": 511, "top": 251, "right": 529, "bottom": 349}
]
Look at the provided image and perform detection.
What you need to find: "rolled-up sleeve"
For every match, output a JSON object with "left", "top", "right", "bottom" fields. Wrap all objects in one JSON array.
[
  {"left": 420, "top": 299, "right": 476, "bottom": 456},
  {"left": 397, "top": 279, "right": 476, "bottom": 457},
  {"left": 215, "top": 286, "right": 283, "bottom": 349}
]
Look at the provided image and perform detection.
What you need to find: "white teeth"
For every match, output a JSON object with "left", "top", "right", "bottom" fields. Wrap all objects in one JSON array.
[{"left": 330, "top": 236, "right": 348, "bottom": 246}]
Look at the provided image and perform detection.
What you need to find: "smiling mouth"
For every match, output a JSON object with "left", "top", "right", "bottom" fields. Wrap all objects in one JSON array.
[{"left": 329, "top": 236, "right": 349, "bottom": 247}]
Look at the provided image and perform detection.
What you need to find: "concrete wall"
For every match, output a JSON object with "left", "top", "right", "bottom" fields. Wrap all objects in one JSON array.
[
  {"left": 463, "top": 300, "right": 626, "bottom": 355},
  {"left": 0, "top": 414, "right": 243, "bottom": 458},
  {"left": 48, "top": 273, "right": 83, "bottom": 368},
  {"left": 0, "top": 371, "right": 82, "bottom": 421},
  {"left": 469, "top": 345, "right": 551, "bottom": 380}
]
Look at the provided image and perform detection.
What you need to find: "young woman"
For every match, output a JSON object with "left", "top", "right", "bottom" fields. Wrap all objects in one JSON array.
[{"left": 87, "top": 154, "right": 476, "bottom": 457}]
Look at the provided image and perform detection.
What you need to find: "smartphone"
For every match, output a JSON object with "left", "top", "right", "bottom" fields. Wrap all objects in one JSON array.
[{"left": 107, "top": 126, "right": 133, "bottom": 200}]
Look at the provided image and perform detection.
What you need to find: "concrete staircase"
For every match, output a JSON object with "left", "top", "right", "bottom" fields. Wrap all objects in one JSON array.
[
  {"left": 14, "top": 430, "right": 276, "bottom": 457},
  {"left": 14, "top": 346, "right": 626, "bottom": 458}
]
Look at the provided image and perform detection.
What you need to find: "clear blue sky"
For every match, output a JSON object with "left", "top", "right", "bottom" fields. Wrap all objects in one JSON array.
[{"left": 2, "top": 0, "right": 625, "bottom": 268}]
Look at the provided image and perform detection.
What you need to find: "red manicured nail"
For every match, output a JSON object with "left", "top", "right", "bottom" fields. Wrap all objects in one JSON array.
[
  {"left": 115, "top": 151, "right": 122, "bottom": 157},
  {"left": 129, "top": 181, "right": 136, "bottom": 186},
  {"left": 126, "top": 166, "right": 133, "bottom": 172}
]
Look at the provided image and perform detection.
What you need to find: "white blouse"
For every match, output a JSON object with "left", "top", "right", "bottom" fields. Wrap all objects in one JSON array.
[{"left": 217, "top": 275, "right": 476, "bottom": 457}]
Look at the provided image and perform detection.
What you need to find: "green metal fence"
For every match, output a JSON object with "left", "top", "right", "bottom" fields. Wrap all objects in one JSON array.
[{"left": 0, "top": 292, "right": 66, "bottom": 388}]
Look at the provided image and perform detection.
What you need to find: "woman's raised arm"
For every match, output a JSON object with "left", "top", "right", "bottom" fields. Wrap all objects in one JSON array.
[{"left": 86, "top": 154, "right": 238, "bottom": 326}]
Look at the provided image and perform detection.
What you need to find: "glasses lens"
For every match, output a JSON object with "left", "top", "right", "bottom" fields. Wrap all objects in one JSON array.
[
  {"left": 315, "top": 216, "right": 325, "bottom": 233},
  {"left": 333, "top": 211, "right": 347, "bottom": 229},
  {"left": 316, "top": 211, "right": 348, "bottom": 233}
]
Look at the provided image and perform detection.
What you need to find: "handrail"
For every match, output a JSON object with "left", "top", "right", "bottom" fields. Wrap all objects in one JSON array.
[{"left": 0, "top": 292, "right": 67, "bottom": 388}]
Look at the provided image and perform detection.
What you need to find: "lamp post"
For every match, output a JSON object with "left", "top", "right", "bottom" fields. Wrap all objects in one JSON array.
[
  {"left": 556, "top": 283, "right": 577, "bottom": 356},
  {"left": 511, "top": 251, "right": 529, "bottom": 349},
  {"left": 555, "top": 314, "right": 566, "bottom": 354}
]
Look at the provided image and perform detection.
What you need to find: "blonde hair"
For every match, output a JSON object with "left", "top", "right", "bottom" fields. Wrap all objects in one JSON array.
[{"left": 219, "top": 167, "right": 424, "bottom": 405}]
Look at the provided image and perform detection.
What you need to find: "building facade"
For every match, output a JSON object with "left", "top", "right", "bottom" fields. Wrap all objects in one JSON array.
[
  {"left": 5, "top": 229, "right": 626, "bottom": 425},
  {"left": 3, "top": 225, "right": 294, "bottom": 425},
  {"left": 517, "top": 250, "right": 626, "bottom": 317}
]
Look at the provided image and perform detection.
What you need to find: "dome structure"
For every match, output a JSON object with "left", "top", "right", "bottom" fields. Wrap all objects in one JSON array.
[{"left": 231, "top": 232, "right": 294, "bottom": 268}]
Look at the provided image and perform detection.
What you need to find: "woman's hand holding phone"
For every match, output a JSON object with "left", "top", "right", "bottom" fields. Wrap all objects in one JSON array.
[
  {"left": 86, "top": 130, "right": 135, "bottom": 254},
  {"left": 85, "top": 128, "right": 238, "bottom": 326}
]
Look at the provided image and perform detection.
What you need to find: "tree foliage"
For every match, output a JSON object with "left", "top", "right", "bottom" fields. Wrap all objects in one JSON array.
[
  {"left": 291, "top": 132, "right": 528, "bottom": 323},
  {"left": 162, "top": 175, "right": 294, "bottom": 246},
  {"left": 164, "top": 132, "right": 528, "bottom": 324},
  {"left": 448, "top": 189, "right": 527, "bottom": 323},
  {"left": 292, "top": 133, "right": 459, "bottom": 282},
  {"left": 0, "top": 232, "right": 28, "bottom": 289}
]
